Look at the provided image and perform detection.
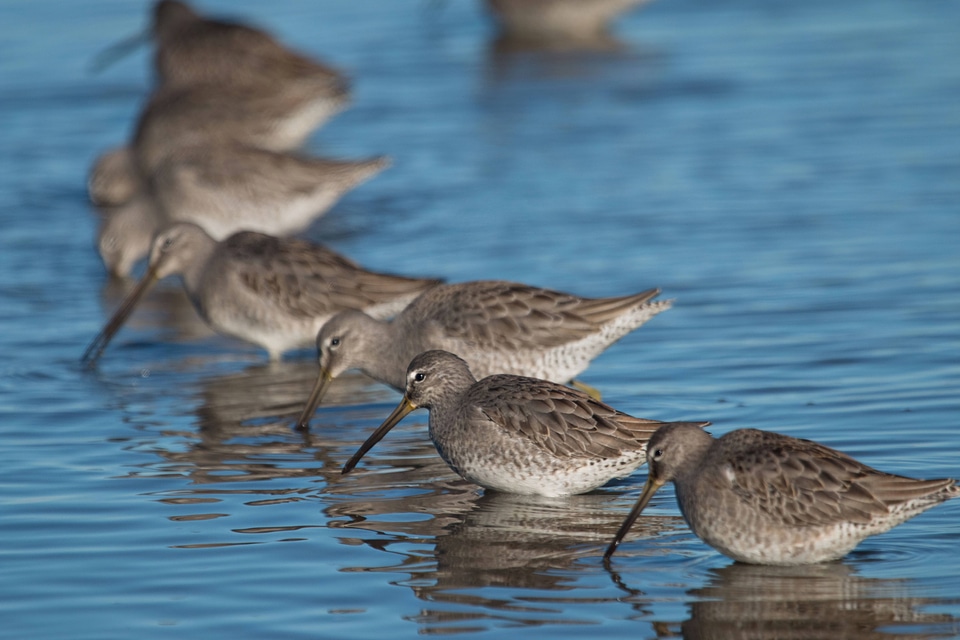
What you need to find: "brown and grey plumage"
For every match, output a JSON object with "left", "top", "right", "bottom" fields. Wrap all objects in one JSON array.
[
  {"left": 605, "top": 424, "right": 959, "bottom": 564},
  {"left": 485, "top": 0, "right": 653, "bottom": 41},
  {"left": 90, "top": 144, "right": 389, "bottom": 277},
  {"left": 151, "top": 0, "right": 347, "bottom": 92},
  {"left": 150, "top": 144, "right": 390, "bottom": 240},
  {"left": 132, "top": 82, "right": 347, "bottom": 176},
  {"left": 93, "top": 2, "right": 348, "bottom": 128},
  {"left": 296, "top": 281, "right": 671, "bottom": 429},
  {"left": 82, "top": 223, "right": 441, "bottom": 364},
  {"left": 341, "top": 350, "right": 709, "bottom": 497}
]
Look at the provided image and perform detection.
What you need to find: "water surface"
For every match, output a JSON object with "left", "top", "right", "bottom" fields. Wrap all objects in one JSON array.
[{"left": 1, "top": 0, "right": 959, "bottom": 638}]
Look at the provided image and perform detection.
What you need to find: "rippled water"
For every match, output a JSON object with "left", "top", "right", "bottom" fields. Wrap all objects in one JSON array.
[{"left": 2, "top": 0, "right": 959, "bottom": 637}]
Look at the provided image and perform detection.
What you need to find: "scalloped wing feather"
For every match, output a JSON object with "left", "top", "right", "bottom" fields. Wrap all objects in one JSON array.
[
  {"left": 412, "top": 282, "right": 660, "bottom": 350},
  {"left": 224, "top": 232, "right": 437, "bottom": 317},
  {"left": 472, "top": 375, "right": 667, "bottom": 460},
  {"left": 719, "top": 431, "right": 953, "bottom": 527}
]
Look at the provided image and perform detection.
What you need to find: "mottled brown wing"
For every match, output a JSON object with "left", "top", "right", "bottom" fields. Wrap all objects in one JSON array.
[
  {"left": 468, "top": 375, "right": 668, "bottom": 460},
  {"left": 718, "top": 431, "right": 906, "bottom": 526},
  {"left": 415, "top": 281, "right": 660, "bottom": 350},
  {"left": 223, "top": 232, "right": 437, "bottom": 317}
]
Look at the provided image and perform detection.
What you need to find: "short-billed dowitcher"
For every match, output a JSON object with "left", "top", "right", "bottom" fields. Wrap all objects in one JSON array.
[
  {"left": 151, "top": 1, "right": 346, "bottom": 90},
  {"left": 82, "top": 223, "right": 441, "bottom": 364},
  {"left": 341, "top": 350, "right": 709, "bottom": 497},
  {"left": 604, "top": 424, "right": 959, "bottom": 565},
  {"left": 296, "top": 282, "right": 670, "bottom": 429},
  {"left": 91, "top": 146, "right": 389, "bottom": 277}
]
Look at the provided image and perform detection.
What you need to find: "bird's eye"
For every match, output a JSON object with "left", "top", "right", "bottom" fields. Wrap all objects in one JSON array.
[
  {"left": 329, "top": 337, "right": 340, "bottom": 349},
  {"left": 653, "top": 448, "right": 664, "bottom": 460},
  {"left": 414, "top": 372, "right": 425, "bottom": 383}
]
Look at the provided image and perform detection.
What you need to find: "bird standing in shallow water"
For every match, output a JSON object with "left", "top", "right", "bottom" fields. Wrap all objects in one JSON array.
[
  {"left": 89, "top": 0, "right": 350, "bottom": 198},
  {"left": 92, "top": 143, "right": 390, "bottom": 277},
  {"left": 604, "top": 423, "right": 959, "bottom": 565},
  {"left": 296, "top": 281, "right": 671, "bottom": 429},
  {"left": 82, "top": 223, "right": 440, "bottom": 364},
  {"left": 341, "top": 350, "right": 709, "bottom": 497}
]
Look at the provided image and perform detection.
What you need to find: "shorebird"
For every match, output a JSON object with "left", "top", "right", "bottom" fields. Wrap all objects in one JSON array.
[
  {"left": 89, "top": 0, "right": 352, "bottom": 217},
  {"left": 341, "top": 350, "right": 709, "bottom": 497},
  {"left": 604, "top": 424, "right": 960, "bottom": 565},
  {"left": 82, "top": 223, "right": 441, "bottom": 363},
  {"left": 151, "top": 0, "right": 346, "bottom": 89},
  {"left": 132, "top": 82, "right": 348, "bottom": 175},
  {"left": 150, "top": 144, "right": 390, "bottom": 240},
  {"left": 90, "top": 145, "right": 389, "bottom": 277},
  {"left": 484, "top": 0, "right": 653, "bottom": 41},
  {"left": 296, "top": 282, "right": 670, "bottom": 429},
  {"left": 93, "top": 0, "right": 348, "bottom": 94}
]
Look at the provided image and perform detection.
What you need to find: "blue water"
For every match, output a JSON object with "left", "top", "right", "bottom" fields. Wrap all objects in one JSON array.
[{"left": 2, "top": 0, "right": 959, "bottom": 637}]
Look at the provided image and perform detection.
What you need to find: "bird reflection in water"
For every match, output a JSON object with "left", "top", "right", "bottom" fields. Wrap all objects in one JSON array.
[
  {"left": 153, "top": 361, "right": 399, "bottom": 484},
  {"left": 484, "top": 30, "right": 657, "bottom": 86},
  {"left": 480, "top": 0, "right": 663, "bottom": 86},
  {"left": 685, "top": 562, "right": 959, "bottom": 640},
  {"left": 604, "top": 561, "right": 959, "bottom": 639},
  {"left": 116, "top": 360, "right": 406, "bottom": 547},
  {"left": 331, "top": 484, "right": 681, "bottom": 633}
]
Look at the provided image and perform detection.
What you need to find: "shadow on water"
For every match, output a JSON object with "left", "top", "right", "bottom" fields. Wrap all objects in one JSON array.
[{"left": 87, "top": 267, "right": 960, "bottom": 635}]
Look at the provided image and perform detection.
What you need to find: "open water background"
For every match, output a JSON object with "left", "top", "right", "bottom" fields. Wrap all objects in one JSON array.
[{"left": 1, "top": 0, "right": 959, "bottom": 637}]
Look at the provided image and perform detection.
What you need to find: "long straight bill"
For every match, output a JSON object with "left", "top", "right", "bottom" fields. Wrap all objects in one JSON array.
[
  {"left": 295, "top": 368, "right": 334, "bottom": 430},
  {"left": 81, "top": 266, "right": 159, "bottom": 366},
  {"left": 341, "top": 398, "right": 417, "bottom": 474},
  {"left": 604, "top": 476, "right": 664, "bottom": 560}
]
